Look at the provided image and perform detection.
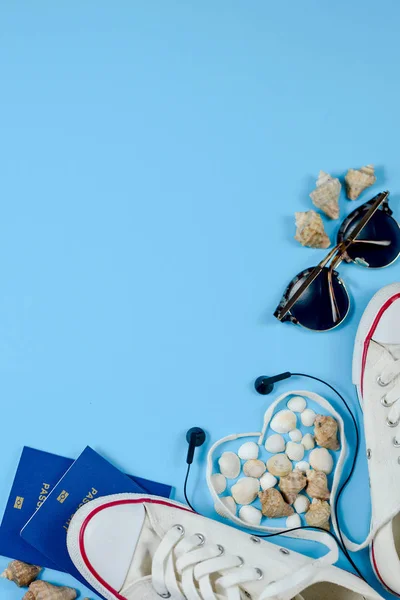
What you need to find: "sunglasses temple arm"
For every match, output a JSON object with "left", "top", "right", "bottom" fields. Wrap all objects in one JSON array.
[{"left": 327, "top": 267, "right": 341, "bottom": 323}]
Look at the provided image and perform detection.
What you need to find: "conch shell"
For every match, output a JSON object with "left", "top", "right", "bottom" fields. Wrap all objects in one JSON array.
[
  {"left": 314, "top": 415, "right": 340, "bottom": 450},
  {"left": 294, "top": 211, "right": 330, "bottom": 249},
  {"left": 1, "top": 560, "right": 42, "bottom": 587},
  {"left": 305, "top": 499, "right": 331, "bottom": 530},
  {"left": 306, "top": 469, "right": 330, "bottom": 500},
  {"left": 310, "top": 171, "right": 341, "bottom": 219},
  {"left": 22, "top": 581, "right": 77, "bottom": 600},
  {"left": 279, "top": 471, "right": 307, "bottom": 504},
  {"left": 345, "top": 165, "right": 376, "bottom": 200},
  {"left": 259, "top": 488, "right": 294, "bottom": 518}
]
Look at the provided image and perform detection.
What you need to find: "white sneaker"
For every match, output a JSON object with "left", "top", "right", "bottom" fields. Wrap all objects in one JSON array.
[
  {"left": 353, "top": 282, "right": 400, "bottom": 596},
  {"left": 67, "top": 493, "right": 382, "bottom": 600}
]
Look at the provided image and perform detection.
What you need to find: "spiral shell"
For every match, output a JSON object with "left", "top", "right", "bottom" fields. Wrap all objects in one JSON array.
[
  {"left": 279, "top": 470, "right": 307, "bottom": 504},
  {"left": 22, "top": 581, "right": 77, "bottom": 600},
  {"left": 259, "top": 488, "right": 294, "bottom": 518},
  {"left": 294, "top": 211, "right": 330, "bottom": 249},
  {"left": 314, "top": 415, "right": 340, "bottom": 450},
  {"left": 310, "top": 171, "right": 341, "bottom": 219},
  {"left": 345, "top": 165, "right": 376, "bottom": 200},
  {"left": 305, "top": 499, "right": 331, "bottom": 530},
  {"left": 1, "top": 561, "right": 41, "bottom": 587},
  {"left": 306, "top": 470, "right": 330, "bottom": 500}
]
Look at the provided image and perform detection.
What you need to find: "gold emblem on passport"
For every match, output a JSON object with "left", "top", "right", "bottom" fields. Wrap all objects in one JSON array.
[
  {"left": 14, "top": 496, "right": 24, "bottom": 509},
  {"left": 57, "top": 490, "right": 69, "bottom": 504}
]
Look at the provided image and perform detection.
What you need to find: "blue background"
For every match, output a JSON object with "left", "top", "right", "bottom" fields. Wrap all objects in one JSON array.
[{"left": 0, "top": 1, "right": 399, "bottom": 598}]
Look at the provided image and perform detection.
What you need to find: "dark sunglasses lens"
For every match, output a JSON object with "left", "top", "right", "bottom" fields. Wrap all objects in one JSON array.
[
  {"left": 339, "top": 209, "right": 400, "bottom": 268},
  {"left": 287, "top": 267, "right": 349, "bottom": 331}
]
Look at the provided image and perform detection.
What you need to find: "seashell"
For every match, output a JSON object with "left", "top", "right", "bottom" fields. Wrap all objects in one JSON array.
[
  {"left": 218, "top": 452, "right": 241, "bottom": 479},
  {"left": 305, "top": 499, "right": 331, "bottom": 530},
  {"left": 294, "top": 494, "right": 310, "bottom": 514},
  {"left": 1, "top": 561, "right": 42, "bottom": 588},
  {"left": 345, "top": 165, "right": 376, "bottom": 200},
  {"left": 215, "top": 496, "right": 236, "bottom": 518},
  {"left": 265, "top": 433, "right": 286, "bottom": 453},
  {"left": 301, "top": 433, "right": 315, "bottom": 451},
  {"left": 239, "top": 505, "right": 262, "bottom": 526},
  {"left": 314, "top": 415, "right": 340, "bottom": 450},
  {"left": 295, "top": 461, "right": 310, "bottom": 473},
  {"left": 289, "top": 429, "right": 302, "bottom": 443},
  {"left": 306, "top": 470, "right": 330, "bottom": 500},
  {"left": 259, "top": 488, "right": 294, "bottom": 518},
  {"left": 243, "top": 459, "right": 266, "bottom": 478},
  {"left": 270, "top": 410, "right": 297, "bottom": 434},
  {"left": 22, "top": 581, "right": 77, "bottom": 600},
  {"left": 310, "top": 171, "right": 341, "bottom": 220},
  {"left": 287, "top": 396, "right": 307, "bottom": 413},
  {"left": 286, "top": 513, "right": 301, "bottom": 529},
  {"left": 238, "top": 441, "right": 259, "bottom": 460},
  {"left": 294, "top": 211, "right": 331, "bottom": 249},
  {"left": 279, "top": 470, "right": 307, "bottom": 504},
  {"left": 285, "top": 441, "right": 305, "bottom": 462},
  {"left": 309, "top": 448, "right": 333, "bottom": 474},
  {"left": 267, "top": 453, "right": 292, "bottom": 477},
  {"left": 231, "top": 477, "right": 260, "bottom": 505},
  {"left": 210, "top": 473, "right": 227, "bottom": 495},
  {"left": 259, "top": 472, "right": 278, "bottom": 491},
  {"left": 301, "top": 409, "right": 316, "bottom": 427}
]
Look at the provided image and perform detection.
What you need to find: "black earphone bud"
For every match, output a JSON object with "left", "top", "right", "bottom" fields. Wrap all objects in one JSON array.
[
  {"left": 186, "top": 427, "right": 206, "bottom": 465},
  {"left": 254, "top": 372, "right": 292, "bottom": 395}
]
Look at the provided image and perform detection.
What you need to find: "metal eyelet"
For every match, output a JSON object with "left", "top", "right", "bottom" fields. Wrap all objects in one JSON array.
[
  {"left": 377, "top": 375, "right": 390, "bottom": 387},
  {"left": 255, "top": 568, "right": 263, "bottom": 580},
  {"left": 386, "top": 417, "right": 400, "bottom": 428},
  {"left": 394, "top": 437, "right": 400, "bottom": 448},
  {"left": 279, "top": 548, "right": 290, "bottom": 555},
  {"left": 158, "top": 593, "right": 171, "bottom": 599},
  {"left": 195, "top": 533, "right": 205, "bottom": 546},
  {"left": 367, "top": 449, "right": 372, "bottom": 459},
  {"left": 381, "top": 395, "right": 394, "bottom": 407},
  {"left": 250, "top": 536, "right": 261, "bottom": 544},
  {"left": 174, "top": 525, "right": 185, "bottom": 535},
  {"left": 237, "top": 556, "right": 244, "bottom": 566},
  {"left": 217, "top": 545, "right": 225, "bottom": 556}
]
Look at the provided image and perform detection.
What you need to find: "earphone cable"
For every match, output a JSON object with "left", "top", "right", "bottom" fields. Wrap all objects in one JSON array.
[{"left": 184, "top": 462, "right": 195, "bottom": 512}]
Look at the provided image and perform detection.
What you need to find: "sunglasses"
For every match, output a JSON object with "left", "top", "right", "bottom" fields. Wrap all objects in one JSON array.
[{"left": 274, "top": 191, "right": 400, "bottom": 331}]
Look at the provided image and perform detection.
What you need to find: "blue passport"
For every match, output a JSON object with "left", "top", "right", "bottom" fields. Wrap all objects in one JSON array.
[
  {"left": 0, "top": 446, "right": 172, "bottom": 573},
  {"left": 20, "top": 446, "right": 156, "bottom": 594}
]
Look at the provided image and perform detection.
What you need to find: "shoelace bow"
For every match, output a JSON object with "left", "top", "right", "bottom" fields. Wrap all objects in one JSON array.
[
  {"left": 151, "top": 525, "right": 321, "bottom": 600},
  {"left": 378, "top": 357, "right": 400, "bottom": 437}
]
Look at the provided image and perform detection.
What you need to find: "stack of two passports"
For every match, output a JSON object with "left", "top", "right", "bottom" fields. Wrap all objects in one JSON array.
[{"left": 0, "top": 446, "right": 172, "bottom": 596}]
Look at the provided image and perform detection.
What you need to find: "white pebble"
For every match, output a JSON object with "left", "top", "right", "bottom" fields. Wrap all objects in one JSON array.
[
  {"left": 309, "top": 448, "right": 334, "bottom": 474},
  {"left": 285, "top": 441, "right": 305, "bottom": 462},
  {"left": 302, "top": 433, "right": 315, "bottom": 451},
  {"left": 271, "top": 410, "right": 297, "bottom": 434},
  {"left": 287, "top": 396, "right": 307, "bottom": 413},
  {"left": 215, "top": 496, "right": 236, "bottom": 518},
  {"left": 210, "top": 473, "right": 227, "bottom": 494},
  {"left": 301, "top": 409, "right": 317, "bottom": 427},
  {"left": 265, "top": 433, "right": 286, "bottom": 453},
  {"left": 259, "top": 472, "right": 278, "bottom": 490},
  {"left": 295, "top": 461, "right": 310, "bottom": 473},
  {"left": 239, "top": 505, "right": 262, "bottom": 526},
  {"left": 218, "top": 452, "right": 241, "bottom": 479},
  {"left": 294, "top": 495, "right": 310, "bottom": 514},
  {"left": 286, "top": 513, "right": 301, "bottom": 528},
  {"left": 289, "top": 429, "right": 302, "bottom": 442},
  {"left": 238, "top": 441, "right": 259, "bottom": 460}
]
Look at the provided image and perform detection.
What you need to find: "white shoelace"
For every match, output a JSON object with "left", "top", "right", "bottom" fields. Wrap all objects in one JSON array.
[
  {"left": 377, "top": 357, "right": 400, "bottom": 441},
  {"left": 151, "top": 525, "right": 323, "bottom": 600}
]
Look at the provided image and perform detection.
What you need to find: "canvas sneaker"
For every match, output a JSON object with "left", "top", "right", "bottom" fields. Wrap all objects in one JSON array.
[
  {"left": 352, "top": 282, "right": 400, "bottom": 596},
  {"left": 67, "top": 493, "right": 382, "bottom": 600}
]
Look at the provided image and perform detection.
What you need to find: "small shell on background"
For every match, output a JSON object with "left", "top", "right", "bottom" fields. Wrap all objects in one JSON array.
[
  {"left": 286, "top": 513, "right": 301, "bottom": 529},
  {"left": 267, "top": 453, "right": 292, "bottom": 477},
  {"left": 294, "top": 494, "right": 310, "bottom": 514},
  {"left": 305, "top": 499, "right": 331, "bottom": 530},
  {"left": 289, "top": 429, "right": 302, "bottom": 443},
  {"left": 259, "top": 488, "right": 294, "bottom": 518},
  {"left": 1, "top": 561, "right": 42, "bottom": 588},
  {"left": 310, "top": 171, "right": 341, "bottom": 220},
  {"left": 287, "top": 396, "right": 307, "bottom": 413},
  {"left": 285, "top": 441, "right": 304, "bottom": 462},
  {"left": 270, "top": 410, "right": 297, "bottom": 434},
  {"left": 231, "top": 477, "right": 260, "bottom": 505},
  {"left": 309, "top": 448, "right": 334, "bottom": 474},
  {"left": 306, "top": 470, "right": 330, "bottom": 500},
  {"left": 22, "top": 581, "right": 77, "bottom": 600},
  {"left": 210, "top": 473, "right": 227, "bottom": 495},
  {"left": 294, "top": 211, "right": 331, "bottom": 249},
  {"left": 239, "top": 505, "right": 262, "bottom": 526},
  {"left": 238, "top": 441, "right": 259, "bottom": 461},
  {"left": 215, "top": 496, "right": 236, "bottom": 518},
  {"left": 345, "top": 165, "right": 376, "bottom": 200},
  {"left": 279, "top": 470, "right": 307, "bottom": 504},
  {"left": 302, "top": 433, "right": 315, "bottom": 450},
  {"left": 301, "top": 409, "right": 317, "bottom": 427},
  {"left": 218, "top": 452, "right": 241, "bottom": 479},
  {"left": 314, "top": 415, "right": 340, "bottom": 450},
  {"left": 243, "top": 459, "right": 266, "bottom": 478},
  {"left": 265, "top": 433, "right": 286, "bottom": 453},
  {"left": 295, "top": 461, "right": 310, "bottom": 472},
  {"left": 259, "top": 472, "right": 278, "bottom": 491}
]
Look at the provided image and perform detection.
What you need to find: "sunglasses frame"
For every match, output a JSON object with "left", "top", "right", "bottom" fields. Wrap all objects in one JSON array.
[{"left": 274, "top": 191, "right": 399, "bottom": 329}]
